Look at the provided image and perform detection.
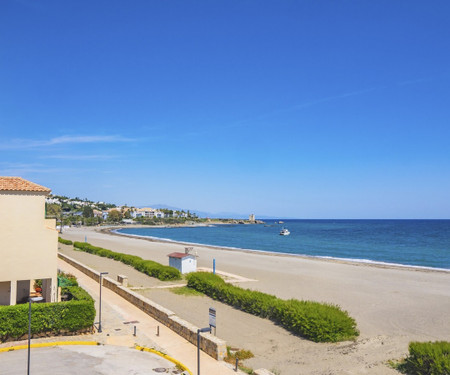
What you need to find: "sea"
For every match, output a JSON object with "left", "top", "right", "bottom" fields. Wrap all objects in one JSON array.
[{"left": 117, "top": 219, "right": 450, "bottom": 270}]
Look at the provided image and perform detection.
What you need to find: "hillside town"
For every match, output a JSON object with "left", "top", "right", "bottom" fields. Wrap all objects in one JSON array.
[{"left": 45, "top": 195, "right": 197, "bottom": 226}]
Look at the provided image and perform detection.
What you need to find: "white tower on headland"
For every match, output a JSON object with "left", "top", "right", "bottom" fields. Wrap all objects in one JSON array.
[{"left": 249, "top": 214, "right": 255, "bottom": 222}]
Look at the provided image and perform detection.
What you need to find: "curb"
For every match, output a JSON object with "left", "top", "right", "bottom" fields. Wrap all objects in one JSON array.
[
  {"left": 135, "top": 345, "right": 193, "bottom": 375},
  {"left": 0, "top": 341, "right": 99, "bottom": 353}
]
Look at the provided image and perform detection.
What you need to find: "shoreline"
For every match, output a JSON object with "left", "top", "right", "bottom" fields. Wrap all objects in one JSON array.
[{"left": 103, "top": 226, "right": 450, "bottom": 274}]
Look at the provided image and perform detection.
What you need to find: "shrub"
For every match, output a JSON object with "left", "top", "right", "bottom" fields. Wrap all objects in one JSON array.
[
  {"left": 73, "top": 241, "right": 181, "bottom": 281},
  {"left": 58, "top": 237, "right": 73, "bottom": 245},
  {"left": 399, "top": 341, "right": 450, "bottom": 375},
  {"left": 58, "top": 270, "right": 78, "bottom": 287},
  {"left": 0, "top": 286, "right": 95, "bottom": 342},
  {"left": 61, "top": 286, "right": 93, "bottom": 302},
  {"left": 186, "top": 272, "right": 358, "bottom": 343}
]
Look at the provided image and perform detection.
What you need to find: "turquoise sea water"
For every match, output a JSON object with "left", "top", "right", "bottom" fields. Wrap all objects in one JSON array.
[{"left": 118, "top": 220, "right": 450, "bottom": 270}]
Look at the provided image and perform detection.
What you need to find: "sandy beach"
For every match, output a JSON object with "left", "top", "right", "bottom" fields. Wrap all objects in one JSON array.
[{"left": 59, "top": 226, "right": 450, "bottom": 375}]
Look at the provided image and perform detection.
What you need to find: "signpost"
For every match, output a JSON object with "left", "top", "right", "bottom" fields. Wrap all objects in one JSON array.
[{"left": 209, "top": 307, "right": 216, "bottom": 335}]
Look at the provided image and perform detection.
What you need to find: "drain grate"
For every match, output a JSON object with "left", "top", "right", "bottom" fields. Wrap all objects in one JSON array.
[{"left": 152, "top": 368, "right": 167, "bottom": 373}]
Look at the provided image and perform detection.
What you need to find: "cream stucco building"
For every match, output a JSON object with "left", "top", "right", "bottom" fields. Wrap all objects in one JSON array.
[{"left": 0, "top": 177, "right": 58, "bottom": 305}]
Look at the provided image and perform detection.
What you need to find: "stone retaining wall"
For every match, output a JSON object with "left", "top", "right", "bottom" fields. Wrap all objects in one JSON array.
[{"left": 58, "top": 252, "right": 226, "bottom": 360}]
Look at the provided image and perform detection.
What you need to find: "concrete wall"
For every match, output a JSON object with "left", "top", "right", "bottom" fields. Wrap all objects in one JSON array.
[
  {"left": 59, "top": 253, "right": 227, "bottom": 360},
  {"left": 0, "top": 191, "right": 58, "bottom": 304}
]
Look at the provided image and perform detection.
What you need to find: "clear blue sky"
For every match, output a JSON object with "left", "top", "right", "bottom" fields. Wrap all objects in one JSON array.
[{"left": 1, "top": 0, "right": 449, "bottom": 218}]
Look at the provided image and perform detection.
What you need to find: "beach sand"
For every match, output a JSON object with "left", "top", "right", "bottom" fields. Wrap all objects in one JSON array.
[{"left": 60, "top": 226, "right": 450, "bottom": 375}]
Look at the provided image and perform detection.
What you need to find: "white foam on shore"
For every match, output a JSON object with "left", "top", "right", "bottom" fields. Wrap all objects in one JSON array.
[{"left": 111, "top": 229, "right": 450, "bottom": 273}]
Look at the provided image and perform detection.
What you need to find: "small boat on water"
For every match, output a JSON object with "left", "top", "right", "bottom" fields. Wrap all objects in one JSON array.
[
  {"left": 279, "top": 227, "right": 290, "bottom": 236},
  {"left": 279, "top": 220, "right": 284, "bottom": 224}
]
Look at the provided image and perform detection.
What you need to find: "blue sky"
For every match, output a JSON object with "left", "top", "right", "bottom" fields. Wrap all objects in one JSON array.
[{"left": 1, "top": 0, "right": 449, "bottom": 218}]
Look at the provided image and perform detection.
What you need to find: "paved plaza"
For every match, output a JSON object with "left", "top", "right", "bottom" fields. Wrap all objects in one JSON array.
[{"left": 1, "top": 344, "right": 187, "bottom": 375}]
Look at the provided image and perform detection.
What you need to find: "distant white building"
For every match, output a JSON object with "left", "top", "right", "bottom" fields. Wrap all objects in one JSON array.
[
  {"left": 93, "top": 209, "right": 102, "bottom": 218},
  {"left": 168, "top": 252, "right": 197, "bottom": 274},
  {"left": 45, "top": 197, "right": 60, "bottom": 204},
  {"left": 249, "top": 214, "right": 255, "bottom": 222},
  {"left": 130, "top": 208, "right": 165, "bottom": 219}
]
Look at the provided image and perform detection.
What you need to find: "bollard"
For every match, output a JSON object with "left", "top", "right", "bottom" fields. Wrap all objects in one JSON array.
[
  {"left": 133, "top": 325, "right": 136, "bottom": 337},
  {"left": 235, "top": 357, "right": 239, "bottom": 371},
  {"left": 213, "top": 258, "right": 216, "bottom": 274},
  {"left": 156, "top": 326, "right": 159, "bottom": 336}
]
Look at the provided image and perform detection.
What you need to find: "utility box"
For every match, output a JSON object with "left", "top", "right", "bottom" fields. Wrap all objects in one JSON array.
[{"left": 168, "top": 251, "right": 197, "bottom": 274}]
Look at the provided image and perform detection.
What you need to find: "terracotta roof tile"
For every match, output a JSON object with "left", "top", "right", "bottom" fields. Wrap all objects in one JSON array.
[
  {"left": 0, "top": 177, "right": 51, "bottom": 193},
  {"left": 168, "top": 252, "right": 192, "bottom": 259}
]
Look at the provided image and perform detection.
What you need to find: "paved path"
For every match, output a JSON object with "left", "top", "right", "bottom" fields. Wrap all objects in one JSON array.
[
  {"left": 55, "top": 258, "right": 238, "bottom": 375},
  {"left": 1, "top": 345, "right": 183, "bottom": 375}
]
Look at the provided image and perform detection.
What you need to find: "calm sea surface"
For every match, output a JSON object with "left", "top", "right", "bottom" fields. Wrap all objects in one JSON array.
[{"left": 118, "top": 220, "right": 450, "bottom": 270}]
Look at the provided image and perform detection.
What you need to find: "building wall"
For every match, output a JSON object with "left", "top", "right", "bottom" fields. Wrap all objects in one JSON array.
[
  {"left": 0, "top": 191, "right": 57, "bottom": 304},
  {"left": 169, "top": 257, "right": 182, "bottom": 272},
  {"left": 181, "top": 257, "right": 197, "bottom": 274}
]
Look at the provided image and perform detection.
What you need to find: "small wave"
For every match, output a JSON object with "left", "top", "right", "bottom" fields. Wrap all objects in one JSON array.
[{"left": 113, "top": 228, "right": 450, "bottom": 272}]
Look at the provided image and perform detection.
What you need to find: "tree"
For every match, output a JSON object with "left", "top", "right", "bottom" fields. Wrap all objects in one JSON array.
[
  {"left": 108, "top": 209, "right": 122, "bottom": 222},
  {"left": 46, "top": 203, "right": 61, "bottom": 218},
  {"left": 82, "top": 206, "right": 94, "bottom": 218}
]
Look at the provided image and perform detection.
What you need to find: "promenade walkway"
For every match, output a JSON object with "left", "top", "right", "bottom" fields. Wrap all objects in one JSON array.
[{"left": 55, "top": 258, "right": 239, "bottom": 374}]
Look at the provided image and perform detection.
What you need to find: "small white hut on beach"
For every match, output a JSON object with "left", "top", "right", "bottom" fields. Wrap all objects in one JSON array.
[{"left": 168, "top": 251, "right": 197, "bottom": 274}]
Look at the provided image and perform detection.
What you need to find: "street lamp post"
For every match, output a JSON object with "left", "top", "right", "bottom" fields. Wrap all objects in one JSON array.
[
  {"left": 28, "top": 296, "right": 43, "bottom": 375},
  {"left": 98, "top": 272, "right": 108, "bottom": 333},
  {"left": 197, "top": 327, "right": 211, "bottom": 375}
]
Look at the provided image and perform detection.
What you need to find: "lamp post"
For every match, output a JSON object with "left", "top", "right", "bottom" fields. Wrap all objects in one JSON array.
[
  {"left": 98, "top": 272, "right": 108, "bottom": 333},
  {"left": 197, "top": 327, "right": 211, "bottom": 375},
  {"left": 28, "top": 296, "right": 44, "bottom": 375}
]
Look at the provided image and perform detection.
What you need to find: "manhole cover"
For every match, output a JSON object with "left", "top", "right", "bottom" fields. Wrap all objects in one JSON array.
[{"left": 152, "top": 368, "right": 167, "bottom": 373}]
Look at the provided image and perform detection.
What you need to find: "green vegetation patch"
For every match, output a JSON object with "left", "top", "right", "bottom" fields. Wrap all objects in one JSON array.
[
  {"left": 170, "top": 286, "right": 204, "bottom": 296},
  {"left": 58, "top": 237, "right": 73, "bottom": 245},
  {"left": 395, "top": 341, "right": 450, "bottom": 375},
  {"left": 0, "top": 286, "right": 95, "bottom": 342},
  {"left": 73, "top": 241, "right": 181, "bottom": 281},
  {"left": 186, "top": 272, "right": 359, "bottom": 343},
  {"left": 58, "top": 270, "right": 78, "bottom": 287},
  {"left": 225, "top": 346, "right": 255, "bottom": 374}
]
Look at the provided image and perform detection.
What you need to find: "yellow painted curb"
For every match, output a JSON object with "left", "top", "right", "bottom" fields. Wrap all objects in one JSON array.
[
  {"left": 0, "top": 341, "right": 99, "bottom": 353},
  {"left": 135, "top": 345, "right": 193, "bottom": 375}
]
